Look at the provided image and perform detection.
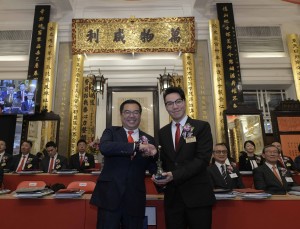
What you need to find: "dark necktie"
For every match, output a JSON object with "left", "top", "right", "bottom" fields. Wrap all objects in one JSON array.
[
  {"left": 221, "top": 165, "right": 227, "bottom": 183},
  {"left": 127, "top": 131, "right": 134, "bottom": 143},
  {"left": 175, "top": 123, "right": 180, "bottom": 151},
  {"left": 48, "top": 157, "right": 54, "bottom": 173}
]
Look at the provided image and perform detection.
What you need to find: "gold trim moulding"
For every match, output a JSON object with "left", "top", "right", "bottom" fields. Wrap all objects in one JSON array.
[{"left": 72, "top": 17, "right": 195, "bottom": 54}]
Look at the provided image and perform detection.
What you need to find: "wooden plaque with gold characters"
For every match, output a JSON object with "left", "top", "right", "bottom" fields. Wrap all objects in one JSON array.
[{"left": 72, "top": 17, "right": 195, "bottom": 54}]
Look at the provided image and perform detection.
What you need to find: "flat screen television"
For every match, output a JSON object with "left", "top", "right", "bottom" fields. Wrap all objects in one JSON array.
[{"left": 0, "top": 79, "right": 38, "bottom": 115}]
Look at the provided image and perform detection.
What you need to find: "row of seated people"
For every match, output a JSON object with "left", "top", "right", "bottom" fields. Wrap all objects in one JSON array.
[
  {"left": 0, "top": 139, "right": 95, "bottom": 173},
  {"left": 208, "top": 142, "right": 300, "bottom": 195},
  {"left": 238, "top": 140, "right": 298, "bottom": 172}
]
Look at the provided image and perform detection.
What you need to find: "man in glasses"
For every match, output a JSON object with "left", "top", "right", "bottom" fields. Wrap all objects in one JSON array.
[
  {"left": 90, "top": 99, "right": 157, "bottom": 229},
  {"left": 152, "top": 87, "right": 215, "bottom": 229},
  {"left": 208, "top": 143, "right": 244, "bottom": 190}
]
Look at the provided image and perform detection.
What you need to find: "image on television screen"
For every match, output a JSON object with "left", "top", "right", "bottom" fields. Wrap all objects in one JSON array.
[{"left": 0, "top": 79, "right": 38, "bottom": 115}]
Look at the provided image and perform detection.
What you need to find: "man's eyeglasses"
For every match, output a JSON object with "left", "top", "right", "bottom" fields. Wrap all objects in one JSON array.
[
  {"left": 214, "top": 150, "right": 228, "bottom": 155},
  {"left": 122, "top": 110, "right": 140, "bottom": 117},
  {"left": 165, "top": 99, "right": 184, "bottom": 108}
]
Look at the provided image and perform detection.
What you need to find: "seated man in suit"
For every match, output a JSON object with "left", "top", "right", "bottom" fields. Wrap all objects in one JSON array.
[
  {"left": 21, "top": 92, "right": 35, "bottom": 114},
  {"left": 11, "top": 140, "right": 39, "bottom": 172},
  {"left": 40, "top": 141, "right": 68, "bottom": 173},
  {"left": 208, "top": 143, "right": 244, "bottom": 190},
  {"left": 0, "top": 166, "right": 3, "bottom": 188},
  {"left": 69, "top": 139, "right": 95, "bottom": 172},
  {"left": 253, "top": 144, "right": 296, "bottom": 194},
  {"left": 0, "top": 139, "right": 13, "bottom": 171},
  {"left": 272, "top": 141, "right": 296, "bottom": 171}
]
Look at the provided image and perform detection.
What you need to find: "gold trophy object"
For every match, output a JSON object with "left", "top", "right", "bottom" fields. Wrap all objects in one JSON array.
[{"left": 154, "top": 145, "right": 167, "bottom": 180}]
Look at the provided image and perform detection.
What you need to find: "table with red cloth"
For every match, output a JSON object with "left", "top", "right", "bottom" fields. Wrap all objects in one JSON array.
[
  {"left": 2, "top": 173, "right": 159, "bottom": 194},
  {"left": 1, "top": 193, "right": 300, "bottom": 229}
]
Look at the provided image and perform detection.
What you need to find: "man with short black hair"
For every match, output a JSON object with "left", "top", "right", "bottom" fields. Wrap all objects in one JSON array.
[
  {"left": 69, "top": 139, "right": 95, "bottom": 172},
  {"left": 11, "top": 140, "right": 38, "bottom": 172},
  {"left": 271, "top": 141, "right": 296, "bottom": 171},
  {"left": 90, "top": 99, "right": 157, "bottom": 229},
  {"left": 152, "top": 87, "right": 215, "bottom": 229},
  {"left": 0, "top": 139, "right": 13, "bottom": 171},
  {"left": 40, "top": 141, "right": 68, "bottom": 173}
]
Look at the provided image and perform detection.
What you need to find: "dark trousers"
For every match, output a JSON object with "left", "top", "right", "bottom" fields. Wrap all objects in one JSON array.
[
  {"left": 164, "top": 191, "right": 212, "bottom": 229},
  {"left": 97, "top": 201, "right": 144, "bottom": 229}
]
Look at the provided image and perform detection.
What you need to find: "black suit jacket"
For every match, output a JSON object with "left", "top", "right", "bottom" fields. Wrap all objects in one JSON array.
[
  {"left": 159, "top": 117, "right": 215, "bottom": 208},
  {"left": 208, "top": 164, "right": 245, "bottom": 190},
  {"left": 11, "top": 153, "right": 39, "bottom": 172},
  {"left": 90, "top": 126, "right": 157, "bottom": 217},
  {"left": 40, "top": 154, "right": 68, "bottom": 173},
  {"left": 239, "top": 152, "right": 262, "bottom": 171},
  {"left": 69, "top": 152, "right": 95, "bottom": 172},
  {"left": 0, "top": 152, "right": 13, "bottom": 170},
  {"left": 253, "top": 163, "right": 291, "bottom": 194}
]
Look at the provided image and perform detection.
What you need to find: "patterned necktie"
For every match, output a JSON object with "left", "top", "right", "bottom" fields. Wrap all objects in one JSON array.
[
  {"left": 221, "top": 164, "right": 227, "bottom": 183},
  {"left": 48, "top": 157, "right": 54, "bottom": 173},
  {"left": 127, "top": 130, "right": 134, "bottom": 143},
  {"left": 17, "top": 156, "right": 26, "bottom": 172},
  {"left": 272, "top": 166, "right": 283, "bottom": 185},
  {"left": 175, "top": 123, "right": 180, "bottom": 151}
]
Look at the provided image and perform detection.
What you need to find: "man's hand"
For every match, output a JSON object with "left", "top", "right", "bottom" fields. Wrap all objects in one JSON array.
[
  {"left": 139, "top": 143, "right": 157, "bottom": 157},
  {"left": 151, "top": 172, "right": 173, "bottom": 186}
]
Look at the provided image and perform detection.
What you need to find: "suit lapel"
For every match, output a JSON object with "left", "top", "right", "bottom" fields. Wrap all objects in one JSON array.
[
  {"left": 263, "top": 164, "right": 283, "bottom": 186},
  {"left": 213, "top": 164, "right": 227, "bottom": 186},
  {"left": 164, "top": 122, "right": 177, "bottom": 158}
]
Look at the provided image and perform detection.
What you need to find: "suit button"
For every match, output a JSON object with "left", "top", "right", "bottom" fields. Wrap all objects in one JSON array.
[{"left": 174, "top": 162, "right": 178, "bottom": 166}]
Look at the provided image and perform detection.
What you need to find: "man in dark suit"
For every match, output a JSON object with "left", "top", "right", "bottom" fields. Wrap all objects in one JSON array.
[
  {"left": 21, "top": 92, "right": 35, "bottom": 114},
  {"left": 90, "top": 99, "right": 157, "bottom": 229},
  {"left": 253, "top": 145, "right": 295, "bottom": 194},
  {"left": 272, "top": 141, "right": 296, "bottom": 171},
  {"left": 208, "top": 143, "right": 244, "bottom": 190},
  {"left": 0, "top": 139, "right": 13, "bottom": 171},
  {"left": 3, "top": 84, "right": 16, "bottom": 109},
  {"left": 16, "top": 82, "right": 27, "bottom": 103},
  {"left": 40, "top": 141, "right": 68, "bottom": 173},
  {"left": 152, "top": 87, "right": 215, "bottom": 229},
  {"left": 69, "top": 139, "right": 95, "bottom": 172},
  {"left": 11, "top": 140, "right": 38, "bottom": 172}
]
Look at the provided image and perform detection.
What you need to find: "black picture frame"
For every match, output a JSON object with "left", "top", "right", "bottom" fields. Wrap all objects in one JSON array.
[{"left": 223, "top": 104, "right": 266, "bottom": 162}]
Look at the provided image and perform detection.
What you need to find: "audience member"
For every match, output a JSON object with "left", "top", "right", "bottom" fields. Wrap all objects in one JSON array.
[
  {"left": 272, "top": 141, "right": 296, "bottom": 171},
  {"left": 11, "top": 140, "right": 38, "bottom": 172},
  {"left": 253, "top": 145, "right": 295, "bottom": 194},
  {"left": 0, "top": 139, "right": 13, "bottom": 171},
  {"left": 40, "top": 141, "right": 68, "bottom": 173},
  {"left": 239, "top": 140, "right": 262, "bottom": 171},
  {"left": 69, "top": 139, "right": 95, "bottom": 172},
  {"left": 294, "top": 144, "right": 300, "bottom": 171},
  {"left": 208, "top": 143, "right": 244, "bottom": 190},
  {"left": 90, "top": 99, "right": 157, "bottom": 229}
]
